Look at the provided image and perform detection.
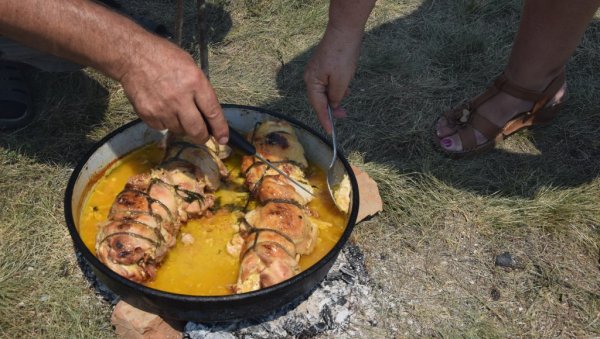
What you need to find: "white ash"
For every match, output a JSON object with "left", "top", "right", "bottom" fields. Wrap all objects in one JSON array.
[{"left": 186, "top": 242, "right": 377, "bottom": 338}]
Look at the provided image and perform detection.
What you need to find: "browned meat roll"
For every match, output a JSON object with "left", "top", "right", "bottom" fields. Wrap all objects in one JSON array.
[
  {"left": 95, "top": 136, "right": 229, "bottom": 283},
  {"left": 235, "top": 120, "right": 317, "bottom": 293}
]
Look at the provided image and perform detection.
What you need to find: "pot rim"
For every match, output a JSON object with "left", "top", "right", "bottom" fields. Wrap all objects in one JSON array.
[{"left": 64, "top": 103, "right": 359, "bottom": 302}]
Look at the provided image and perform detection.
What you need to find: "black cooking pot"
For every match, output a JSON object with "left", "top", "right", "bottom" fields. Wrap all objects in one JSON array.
[{"left": 64, "top": 104, "right": 359, "bottom": 322}]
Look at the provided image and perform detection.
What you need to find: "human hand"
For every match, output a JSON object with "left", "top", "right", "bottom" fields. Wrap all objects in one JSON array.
[
  {"left": 304, "top": 26, "right": 362, "bottom": 133},
  {"left": 0, "top": 0, "right": 228, "bottom": 144},
  {"left": 119, "top": 37, "right": 228, "bottom": 145}
]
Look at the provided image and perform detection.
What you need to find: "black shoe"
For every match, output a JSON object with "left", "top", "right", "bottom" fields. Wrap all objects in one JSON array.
[{"left": 0, "top": 61, "right": 33, "bottom": 130}]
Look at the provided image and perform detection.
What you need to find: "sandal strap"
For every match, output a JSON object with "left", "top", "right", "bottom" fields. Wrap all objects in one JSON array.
[
  {"left": 470, "top": 85, "right": 501, "bottom": 109},
  {"left": 491, "top": 71, "right": 566, "bottom": 113},
  {"left": 457, "top": 125, "right": 477, "bottom": 151},
  {"left": 531, "top": 71, "right": 565, "bottom": 113},
  {"left": 455, "top": 113, "right": 499, "bottom": 151},
  {"left": 493, "top": 74, "right": 545, "bottom": 102},
  {"left": 469, "top": 112, "right": 500, "bottom": 140}
]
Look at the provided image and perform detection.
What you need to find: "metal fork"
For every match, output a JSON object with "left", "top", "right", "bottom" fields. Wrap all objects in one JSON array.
[{"left": 326, "top": 105, "right": 339, "bottom": 208}]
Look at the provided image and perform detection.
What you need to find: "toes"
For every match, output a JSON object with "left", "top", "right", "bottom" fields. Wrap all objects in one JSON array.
[
  {"left": 439, "top": 134, "right": 463, "bottom": 152},
  {"left": 436, "top": 116, "right": 464, "bottom": 152},
  {"left": 439, "top": 129, "right": 489, "bottom": 153},
  {"left": 435, "top": 116, "right": 458, "bottom": 138}
]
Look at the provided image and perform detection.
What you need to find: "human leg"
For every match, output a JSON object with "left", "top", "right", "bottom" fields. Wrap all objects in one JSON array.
[
  {"left": 0, "top": 37, "right": 84, "bottom": 72},
  {"left": 0, "top": 5, "right": 171, "bottom": 130},
  {"left": 0, "top": 37, "right": 84, "bottom": 130},
  {"left": 434, "top": 0, "right": 600, "bottom": 156},
  {"left": 0, "top": 60, "right": 33, "bottom": 129}
]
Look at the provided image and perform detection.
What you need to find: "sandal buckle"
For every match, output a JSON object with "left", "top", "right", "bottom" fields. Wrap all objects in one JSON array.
[{"left": 459, "top": 108, "right": 471, "bottom": 123}]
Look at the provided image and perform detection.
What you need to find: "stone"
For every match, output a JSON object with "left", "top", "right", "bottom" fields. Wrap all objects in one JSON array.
[
  {"left": 351, "top": 165, "right": 383, "bottom": 223},
  {"left": 495, "top": 252, "right": 517, "bottom": 268},
  {"left": 111, "top": 301, "right": 183, "bottom": 339}
]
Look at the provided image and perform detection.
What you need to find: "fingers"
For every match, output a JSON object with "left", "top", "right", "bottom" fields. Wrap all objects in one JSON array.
[
  {"left": 135, "top": 97, "right": 198, "bottom": 139},
  {"left": 176, "top": 102, "right": 210, "bottom": 144},
  {"left": 136, "top": 91, "right": 224, "bottom": 146},
  {"left": 157, "top": 73, "right": 227, "bottom": 146},
  {"left": 306, "top": 83, "right": 333, "bottom": 134},
  {"left": 173, "top": 81, "right": 227, "bottom": 146},
  {"left": 326, "top": 78, "right": 348, "bottom": 111},
  {"left": 332, "top": 106, "right": 348, "bottom": 119},
  {"left": 194, "top": 86, "right": 228, "bottom": 145},
  {"left": 141, "top": 115, "right": 166, "bottom": 131},
  {"left": 305, "top": 76, "right": 351, "bottom": 134},
  {"left": 123, "top": 45, "right": 227, "bottom": 146},
  {"left": 161, "top": 115, "right": 185, "bottom": 135},
  {"left": 306, "top": 87, "right": 351, "bottom": 134},
  {"left": 331, "top": 87, "right": 350, "bottom": 119}
]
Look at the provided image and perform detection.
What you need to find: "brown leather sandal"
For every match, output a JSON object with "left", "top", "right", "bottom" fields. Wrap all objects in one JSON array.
[{"left": 433, "top": 71, "right": 566, "bottom": 158}]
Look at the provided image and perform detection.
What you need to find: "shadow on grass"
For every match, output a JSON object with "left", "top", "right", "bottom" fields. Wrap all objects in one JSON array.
[
  {"left": 182, "top": 2, "right": 233, "bottom": 48},
  {"left": 273, "top": 0, "right": 600, "bottom": 199},
  {"left": 0, "top": 69, "right": 110, "bottom": 167}
]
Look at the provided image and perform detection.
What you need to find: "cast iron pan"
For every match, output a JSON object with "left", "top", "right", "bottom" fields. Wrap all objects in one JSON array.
[{"left": 64, "top": 104, "right": 359, "bottom": 322}]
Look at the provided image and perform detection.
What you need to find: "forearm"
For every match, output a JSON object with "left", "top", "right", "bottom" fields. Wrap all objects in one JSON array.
[
  {"left": 0, "top": 0, "right": 228, "bottom": 144},
  {"left": 327, "top": 0, "right": 377, "bottom": 37},
  {"left": 303, "top": 0, "right": 376, "bottom": 132},
  {"left": 0, "top": 0, "right": 163, "bottom": 81}
]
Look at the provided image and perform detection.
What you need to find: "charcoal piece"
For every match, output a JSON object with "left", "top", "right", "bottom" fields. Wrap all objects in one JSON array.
[
  {"left": 490, "top": 287, "right": 501, "bottom": 301},
  {"left": 495, "top": 252, "right": 517, "bottom": 268}
]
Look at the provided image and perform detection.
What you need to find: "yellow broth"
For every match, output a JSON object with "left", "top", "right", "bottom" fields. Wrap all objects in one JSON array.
[{"left": 78, "top": 143, "right": 347, "bottom": 296}]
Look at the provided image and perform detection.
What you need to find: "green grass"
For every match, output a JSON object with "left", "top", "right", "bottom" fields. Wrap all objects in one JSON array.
[{"left": 1, "top": 0, "right": 599, "bottom": 337}]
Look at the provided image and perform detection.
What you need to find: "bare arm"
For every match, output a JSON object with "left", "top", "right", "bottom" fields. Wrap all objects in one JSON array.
[
  {"left": 0, "top": 0, "right": 229, "bottom": 144},
  {"left": 304, "top": 0, "right": 376, "bottom": 133},
  {"left": 327, "top": 0, "right": 376, "bottom": 36}
]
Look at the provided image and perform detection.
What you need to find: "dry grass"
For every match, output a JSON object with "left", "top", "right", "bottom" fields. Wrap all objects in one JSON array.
[{"left": 1, "top": 0, "right": 599, "bottom": 337}]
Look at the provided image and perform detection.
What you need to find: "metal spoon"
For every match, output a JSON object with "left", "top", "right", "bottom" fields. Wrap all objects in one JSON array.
[{"left": 326, "top": 105, "right": 340, "bottom": 209}]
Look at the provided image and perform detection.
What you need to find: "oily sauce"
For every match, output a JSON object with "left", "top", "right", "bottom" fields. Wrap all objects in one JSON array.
[{"left": 78, "top": 143, "right": 347, "bottom": 296}]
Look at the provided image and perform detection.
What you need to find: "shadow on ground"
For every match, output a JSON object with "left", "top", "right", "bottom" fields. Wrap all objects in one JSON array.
[
  {"left": 272, "top": 0, "right": 600, "bottom": 198},
  {"left": 0, "top": 70, "right": 110, "bottom": 166},
  {"left": 0, "top": 1, "right": 233, "bottom": 168}
]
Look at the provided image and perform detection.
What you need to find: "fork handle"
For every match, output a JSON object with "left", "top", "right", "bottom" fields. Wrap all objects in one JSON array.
[{"left": 227, "top": 127, "right": 257, "bottom": 156}]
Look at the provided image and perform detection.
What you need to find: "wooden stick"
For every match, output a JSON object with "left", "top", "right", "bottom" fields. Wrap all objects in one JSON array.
[
  {"left": 196, "top": 0, "right": 209, "bottom": 78},
  {"left": 175, "top": 0, "right": 184, "bottom": 46}
]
